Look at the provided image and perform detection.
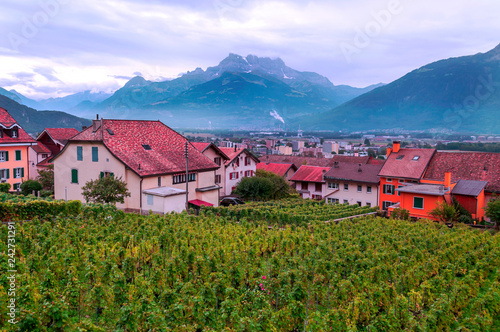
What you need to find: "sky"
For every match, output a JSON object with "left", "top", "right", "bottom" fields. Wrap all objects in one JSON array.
[{"left": 0, "top": 0, "right": 499, "bottom": 100}]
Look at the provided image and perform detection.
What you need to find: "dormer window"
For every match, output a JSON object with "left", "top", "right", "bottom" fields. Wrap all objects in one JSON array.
[
  {"left": 106, "top": 129, "right": 114, "bottom": 135},
  {"left": 412, "top": 156, "right": 420, "bottom": 161},
  {"left": 12, "top": 129, "right": 18, "bottom": 138},
  {"left": 396, "top": 155, "right": 404, "bottom": 160},
  {"left": 142, "top": 144, "right": 152, "bottom": 150}
]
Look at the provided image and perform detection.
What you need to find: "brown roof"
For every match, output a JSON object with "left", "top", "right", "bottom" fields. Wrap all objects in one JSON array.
[
  {"left": 289, "top": 165, "right": 330, "bottom": 183},
  {"left": 64, "top": 119, "right": 218, "bottom": 177},
  {"left": 451, "top": 180, "right": 488, "bottom": 197},
  {"left": 378, "top": 148, "right": 435, "bottom": 180},
  {"left": 256, "top": 162, "right": 296, "bottom": 177},
  {"left": 324, "top": 162, "right": 382, "bottom": 184},
  {"left": 424, "top": 151, "right": 500, "bottom": 193},
  {"left": 264, "top": 154, "right": 370, "bottom": 169},
  {"left": 43, "top": 128, "right": 79, "bottom": 143},
  {"left": 31, "top": 142, "right": 51, "bottom": 154},
  {"left": 0, "top": 107, "right": 36, "bottom": 144}
]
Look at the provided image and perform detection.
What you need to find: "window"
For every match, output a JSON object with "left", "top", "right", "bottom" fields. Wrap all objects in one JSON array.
[
  {"left": 315, "top": 183, "right": 322, "bottom": 192},
  {"left": 173, "top": 173, "right": 197, "bottom": 184},
  {"left": 343, "top": 199, "right": 349, "bottom": 204},
  {"left": 399, "top": 179, "right": 405, "bottom": 183},
  {"left": 344, "top": 183, "right": 349, "bottom": 191},
  {"left": 367, "top": 186, "right": 372, "bottom": 193},
  {"left": 386, "top": 178, "right": 392, "bottom": 182},
  {"left": 158, "top": 177, "right": 161, "bottom": 187},
  {"left": 245, "top": 170, "right": 253, "bottom": 177},
  {"left": 229, "top": 172, "right": 239, "bottom": 180},
  {"left": 142, "top": 144, "right": 152, "bottom": 150},
  {"left": 235, "top": 158, "right": 240, "bottom": 167},
  {"left": 0, "top": 151, "right": 8, "bottom": 162},
  {"left": 12, "top": 129, "right": 18, "bottom": 138},
  {"left": 383, "top": 184, "right": 395, "bottom": 195},
  {"left": 413, "top": 197, "right": 424, "bottom": 209},
  {"left": 301, "top": 182, "right": 308, "bottom": 190},
  {"left": 15, "top": 150, "right": 21, "bottom": 161},
  {"left": 412, "top": 156, "right": 420, "bottom": 161},
  {"left": 147, "top": 194, "right": 154, "bottom": 205},
  {"left": 215, "top": 174, "right": 221, "bottom": 184},
  {"left": 328, "top": 182, "right": 339, "bottom": 189},
  {"left": 356, "top": 201, "right": 362, "bottom": 206},
  {"left": 92, "top": 147, "right": 98, "bottom": 162},
  {"left": 383, "top": 201, "right": 393, "bottom": 210},
  {"left": 42, "top": 154, "right": 48, "bottom": 159},
  {"left": 327, "top": 198, "right": 339, "bottom": 204},
  {"left": 100, "top": 171, "right": 114, "bottom": 178},
  {"left": 214, "top": 157, "right": 221, "bottom": 166},
  {"left": 357, "top": 185, "right": 362, "bottom": 192},
  {"left": 77, "top": 146, "right": 83, "bottom": 161},
  {"left": 0, "top": 169, "right": 8, "bottom": 179},
  {"left": 397, "top": 185, "right": 403, "bottom": 196},
  {"left": 13, "top": 167, "right": 24, "bottom": 179},
  {"left": 106, "top": 128, "right": 114, "bottom": 135},
  {"left": 366, "top": 202, "right": 371, "bottom": 207},
  {"left": 71, "top": 169, "right": 78, "bottom": 184},
  {"left": 13, "top": 183, "right": 21, "bottom": 190},
  {"left": 396, "top": 155, "right": 404, "bottom": 160},
  {"left": 244, "top": 156, "right": 250, "bottom": 166},
  {"left": 312, "top": 194, "right": 322, "bottom": 200}
]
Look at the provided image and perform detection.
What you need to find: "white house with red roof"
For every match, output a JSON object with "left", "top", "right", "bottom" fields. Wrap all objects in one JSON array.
[
  {"left": 256, "top": 161, "right": 297, "bottom": 183},
  {"left": 218, "top": 146, "right": 260, "bottom": 196},
  {"left": 191, "top": 142, "right": 229, "bottom": 195},
  {"left": 53, "top": 118, "right": 220, "bottom": 213},
  {"left": 0, "top": 107, "right": 36, "bottom": 190},
  {"left": 289, "top": 165, "right": 330, "bottom": 199}
]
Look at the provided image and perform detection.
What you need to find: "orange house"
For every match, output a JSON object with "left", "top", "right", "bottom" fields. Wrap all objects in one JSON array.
[
  {"left": 0, "top": 108, "right": 36, "bottom": 191},
  {"left": 378, "top": 141, "right": 436, "bottom": 210}
]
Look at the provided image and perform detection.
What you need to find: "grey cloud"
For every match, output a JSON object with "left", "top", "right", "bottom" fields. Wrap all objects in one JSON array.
[
  {"left": 108, "top": 75, "right": 132, "bottom": 80},
  {"left": 34, "top": 67, "right": 61, "bottom": 82}
]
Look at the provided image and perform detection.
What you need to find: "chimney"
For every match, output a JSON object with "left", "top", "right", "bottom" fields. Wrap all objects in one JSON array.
[
  {"left": 92, "top": 114, "right": 101, "bottom": 132},
  {"left": 322, "top": 169, "right": 326, "bottom": 181},
  {"left": 387, "top": 147, "right": 392, "bottom": 158},
  {"left": 393, "top": 141, "right": 401, "bottom": 153},
  {"left": 266, "top": 155, "right": 269, "bottom": 165},
  {"left": 358, "top": 163, "right": 362, "bottom": 172},
  {"left": 444, "top": 172, "right": 451, "bottom": 188},
  {"left": 234, "top": 145, "right": 237, "bottom": 152}
]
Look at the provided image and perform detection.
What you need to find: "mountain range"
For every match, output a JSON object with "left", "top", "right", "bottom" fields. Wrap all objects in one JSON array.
[{"left": 1, "top": 46, "right": 499, "bottom": 133}]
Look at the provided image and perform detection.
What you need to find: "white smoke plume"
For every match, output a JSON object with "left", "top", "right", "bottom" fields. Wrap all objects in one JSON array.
[{"left": 270, "top": 110, "right": 285, "bottom": 124}]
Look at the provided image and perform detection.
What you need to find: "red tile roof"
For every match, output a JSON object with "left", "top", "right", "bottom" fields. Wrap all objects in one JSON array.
[
  {"left": 378, "top": 148, "right": 435, "bottom": 180},
  {"left": 44, "top": 128, "right": 79, "bottom": 142},
  {"left": 289, "top": 165, "right": 330, "bottom": 183},
  {"left": 263, "top": 154, "right": 370, "bottom": 169},
  {"left": 66, "top": 119, "right": 218, "bottom": 177},
  {"left": 219, "top": 147, "right": 259, "bottom": 166},
  {"left": 0, "top": 107, "right": 36, "bottom": 144},
  {"left": 256, "top": 162, "right": 296, "bottom": 177},
  {"left": 424, "top": 151, "right": 500, "bottom": 193},
  {"left": 191, "top": 142, "right": 210, "bottom": 152},
  {"left": 31, "top": 142, "right": 51, "bottom": 154},
  {"left": 324, "top": 162, "right": 383, "bottom": 184}
]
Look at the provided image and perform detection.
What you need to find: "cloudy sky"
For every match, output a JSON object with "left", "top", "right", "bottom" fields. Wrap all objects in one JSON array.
[{"left": 0, "top": 0, "right": 498, "bottom": 99}]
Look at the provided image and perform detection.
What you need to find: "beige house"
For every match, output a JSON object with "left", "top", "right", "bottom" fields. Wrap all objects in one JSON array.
[
  {"left": 191, "top": 142, "right": 229, "bottom": 196},
  {"left": 53, "top": 118, "right": 220, "bottom": 213},
  {"left": 323, "top": 162, "right": 382, "bottom": 207}
]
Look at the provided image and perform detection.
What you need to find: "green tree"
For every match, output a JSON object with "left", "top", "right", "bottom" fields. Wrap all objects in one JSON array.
[
  {"left": 36, "top": 164, "right": 54, "bottom": 192},
  {"left": 484, "top": 197, "right": 500, "bottom": 228},
  {"left": 255, "top": 169, "right": 292, "bottom": 199},
  {"left": 233, "top": 176, "right": 273, "bottom": 201},
  {"left": 429, "top": 201, "right": 458, "bottom": 223},
  {"left": 364, "top": 138, "right": 371, "bottom": 146},
  {"left": 20, "top": 180, "right": 43, "bottom": 196},
  {"left": 81, "top": 175, "right": 131, "bottom": 204}
]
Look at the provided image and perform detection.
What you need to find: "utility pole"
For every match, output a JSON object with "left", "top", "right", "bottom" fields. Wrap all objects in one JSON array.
[{"left": 185, "top": 142, "right": 189, "bottom": 214}]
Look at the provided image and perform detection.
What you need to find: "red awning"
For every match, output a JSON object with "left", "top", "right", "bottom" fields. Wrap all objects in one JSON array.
[{"left": 188, "top": 199, "right": 214, "bottom": 207}]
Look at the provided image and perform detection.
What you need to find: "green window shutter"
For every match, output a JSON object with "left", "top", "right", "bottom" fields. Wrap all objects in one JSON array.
[
  {"left": 77, "top": 146, "right": 83, "bottom": 161},
  {"left": 15, "top": 150, "right": 21, "bottom": 161},
  {"left": 100, "top": 172, "right": 104, "bottom": 179},
  {"left": 92, "top": 147, "right": 98, "bottom": 162},
  {"left": 5, "top": 151, "right": 8, "bottom": 161},
  {"left": 71, "top": 169, "right": 78, "bottom": 183},
  {"left": 383, "top": 185, "right": 386, "bottom": 194},
  {"left": 110, "top": 172, "right": 114, "bottom": 177},
  {"left": 21, "top": 167, "right": 24, "bottom": 177},
  {"left": 6, "top": 169, "right": 9, "bottom": 179}
]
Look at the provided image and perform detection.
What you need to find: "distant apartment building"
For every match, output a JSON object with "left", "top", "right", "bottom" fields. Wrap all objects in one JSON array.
[
  {"left": 278, "top": 145, "right": 293, "bottom": 155},
  {"left": 322, "top": 141, "right": 339, "bottom": 155},
  {"left": 292, "top": 140, "right": 305, "bottom": 151}
]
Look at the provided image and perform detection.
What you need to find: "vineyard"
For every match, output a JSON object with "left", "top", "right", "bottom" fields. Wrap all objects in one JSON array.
[{"left": 0, "top": 199, "right": 499, "bottom": 331}]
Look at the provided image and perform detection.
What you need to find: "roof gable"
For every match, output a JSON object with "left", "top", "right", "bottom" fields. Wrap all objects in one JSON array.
[
  {"left": 41, "top": 128, "right": 79, "bottom": 143},
  {"left": 0, "top": 107, "right": 36, "bottom": 144},
  {"left": 256, "top": 162, "right": 296, "bottom": 177},
  {"left": 378, "top": 148, "right": 435, "bottom": 180},
  {"left": 219, "top": 147, "right": 259, "bottom": 165},
  {"left": 192, "top": 142, "right": 230, "bottom": 160}
]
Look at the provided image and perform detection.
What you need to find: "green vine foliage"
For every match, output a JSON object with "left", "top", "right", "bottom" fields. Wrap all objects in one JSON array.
[{"left": 0, "top": 198, "right": 499, "bottom": 330}]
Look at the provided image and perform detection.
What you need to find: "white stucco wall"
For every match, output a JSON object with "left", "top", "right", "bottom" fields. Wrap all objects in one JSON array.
[
  {"left": 324, "top": 181, "right": 379, "bottom": 207},
  {"left": 224, "top": 152, "right": 257, "bottom": 196}
]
